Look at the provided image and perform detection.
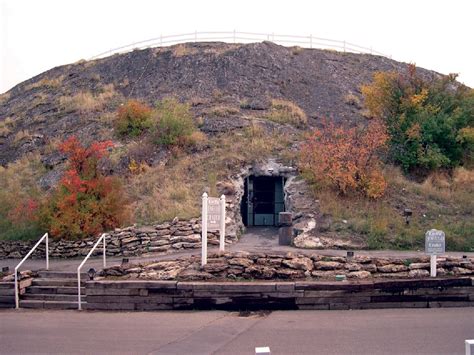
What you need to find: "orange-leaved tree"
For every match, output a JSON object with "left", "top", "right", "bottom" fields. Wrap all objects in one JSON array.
[
  {"left": 299, "top": 119, "right": 388, "bottom": 198},
  {"left": 43, "top": 136, "right": 130, "bottom": 239}
]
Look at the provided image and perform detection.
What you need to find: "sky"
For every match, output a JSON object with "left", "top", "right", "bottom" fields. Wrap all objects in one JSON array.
[{"left": 1, "top": 0, "right": 473, "bottom": 93}]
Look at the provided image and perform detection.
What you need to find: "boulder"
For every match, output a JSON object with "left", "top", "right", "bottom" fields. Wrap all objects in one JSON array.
[
  {"left": 347, "top": 271, "right": 371, "bottom": 279},
  {"left": 408, "top": 269, "right": 430, "bottom": 278},
  {"left": 314, "top": 261, "right": 344, "bottom": 270},
  {"left": 452, "top": 267, "right": 473, "bottom": 275},
  {"left": 145, "top": 261, "right": 180, "bottom": 270},
  {"left": 245, "top": 265, "right": 276, "bottom": 279},
  {"left": 361, "top": 264, "right": 377, "bottom": 272},
  {"left": 228, "top": 257, "right": 253, "bottom": 268},
  {"left": 282, "top": 257, "right": 313, "bottom": 271},
  {"left": 202, "top": 263, "right": 229, "bottom": 273},
  {"left": 409, "top": 263, "right": 430, "bottom": 270},
  {"left": 377, "top": 264, "right": 408, "bottom": 273},
  {"left": 178, "top": 269, "right": 214, "bottom": 280},
  {"left": 345, "top": 263, "right": 362, "bottom": 271},
  {"left": 275, "top": 268, "right": 305, "bottom": 279}
]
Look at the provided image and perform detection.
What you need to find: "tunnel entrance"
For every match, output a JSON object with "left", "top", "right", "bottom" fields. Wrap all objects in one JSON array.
[{"left": 241, "top": 176, "right": 285, "bottom": 226}]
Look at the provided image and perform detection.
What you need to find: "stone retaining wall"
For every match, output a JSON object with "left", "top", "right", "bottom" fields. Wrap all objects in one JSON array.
[
  {"left": 0, "top": 218, "right": 237, "bottom": 259},
  {"left": 85, "top": 277, "right": 474, "bottom": 311},
  {"left": 101, "top": 252, "right": 474, "bottom": 281}
]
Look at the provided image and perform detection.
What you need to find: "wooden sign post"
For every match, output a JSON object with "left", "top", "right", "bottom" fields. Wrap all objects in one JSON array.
[{"left": 201, "top": 193, "right": 226, "bottom": 266}]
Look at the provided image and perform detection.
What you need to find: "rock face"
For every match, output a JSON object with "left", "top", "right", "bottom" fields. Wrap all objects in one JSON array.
[
  {"left": 0, "top": 218, "right": 237, "bottom": 259},
  {"left": 0, "top": 41, "right": 439, "bottom": 166},
  {"left": 100, "top": 252, "right": 474, "bottom": 281}
]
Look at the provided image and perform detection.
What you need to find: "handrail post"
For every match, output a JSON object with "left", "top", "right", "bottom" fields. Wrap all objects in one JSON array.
[
  {"left": 77, "top": 233, "right": 107, "bottom": 310},
  {"left": 14, "top": 271, "right": 19, "bottom": 309},
  {"left": 103, "top": 235, "right": 106, "bottom": 268},
  {"left": 46, "top": 233, "right": 49, "bottom": 270},
  {"left": 77, "top": 269, "right": 82, "bottom": 310}
]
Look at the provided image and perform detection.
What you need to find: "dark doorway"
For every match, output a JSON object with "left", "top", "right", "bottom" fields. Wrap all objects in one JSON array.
[{"left": 241, "top": 176, "right": 285, "bottom": 226}]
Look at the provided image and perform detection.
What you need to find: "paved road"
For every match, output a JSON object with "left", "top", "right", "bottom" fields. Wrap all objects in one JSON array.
[
  {"left": 1, "top": 308, "right": 473, "bottom": 354},
  {"left": 2, "top": 227, "right": 473, "bottom": 273}
]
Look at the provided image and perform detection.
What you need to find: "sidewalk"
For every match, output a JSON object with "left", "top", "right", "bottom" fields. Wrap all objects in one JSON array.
[{"left": 1, "top": 227, "right": 472, "bottom": 273}]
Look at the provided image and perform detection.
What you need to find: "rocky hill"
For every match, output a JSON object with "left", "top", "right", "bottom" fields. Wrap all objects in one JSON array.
[
  {"left": 2, "top": 41, "right": 471, "bottom": 252},
  {"left": 0, "top": 41, "right": 438, "bottom": 167}
]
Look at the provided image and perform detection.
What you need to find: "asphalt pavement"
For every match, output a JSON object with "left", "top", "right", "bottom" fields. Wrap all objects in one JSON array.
[{"left": 1, "top": 308, "right": 473, "bottom": 354}]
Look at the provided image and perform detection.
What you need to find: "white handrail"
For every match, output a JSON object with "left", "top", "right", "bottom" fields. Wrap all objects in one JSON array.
[
  {"left": 89, "top": 30, "right": 391, "bottom": 60},
  {"left": 14, "top": 233, "right": 49, "bottom": 309},
  {"left": 77, "top": 233, "right": 106, "bottom": 310}
]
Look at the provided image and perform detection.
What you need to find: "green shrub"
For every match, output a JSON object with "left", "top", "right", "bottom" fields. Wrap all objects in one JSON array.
[
  {"left": 115, "top": 100, "right": 153, "bottom": 137},
  {"left": 153, "top": 98, "right": 196, "bottom": 146},
  {"left": 362, "top": 66, "right": 474, "bottom": 172}
]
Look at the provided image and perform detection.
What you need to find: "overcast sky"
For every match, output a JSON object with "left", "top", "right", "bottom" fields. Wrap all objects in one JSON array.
[{"left": 1, "top": 0, "right": 473, "bottom": 93}]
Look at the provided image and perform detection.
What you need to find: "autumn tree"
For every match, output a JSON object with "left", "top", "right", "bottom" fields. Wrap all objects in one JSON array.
[
  {"left": 299, "top": 119, "right": 388, "bottom": 198},
  {"left": 43, "top": 137, "right": 130, "bottom": 239},
  {"left": 362, "top": 65, "right": 474, "bottom": 172}
]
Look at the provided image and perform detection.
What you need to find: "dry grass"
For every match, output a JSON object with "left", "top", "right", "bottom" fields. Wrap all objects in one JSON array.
[
  {"left": 25, "top": 76, "right": 64, "bottom": 91},
  {"left": 344, "top": 93, "right": 361, "bottom": 108},
  {"left": 0, "top": 92, "right": 10, "bottom": 105},
  {"left": 59, "top": 84, "right": 116, "bottom": 113},
  {"left": 43, "top": 137, "right": 62, "bottom": 155},
  {"left": 13, "top": 130, "right": 32, "bottom": 145},
  {"left": 265, "top": 99, "right": 307, "bottom": 128},
  {"left": 172, "top": 44, "right": 194, "bottom": 57},
  {"left": 316, "top": 165, "right": 474, "bottom": 251},
  {"left": 361, "top": 108, "right": 374, "bottom": 120},
  {"left": 0, "top": 153, "right": 45, "bottom": 240},
  {"left": 127, "top": 123, "right": 293, "bottom": 224},
  {"left": 291, "top": 46, "right": 304, "bottom": 55},
  {"left": 208, "top": 105, "right": 240, "bottom": 117},
  {"left": 0, "top": 117, "right": 15, "bottom": 137}
]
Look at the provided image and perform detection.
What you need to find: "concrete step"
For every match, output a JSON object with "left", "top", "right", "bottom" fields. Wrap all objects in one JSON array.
[
  {"left": 26, "top": 286, "right": 85, "bottom": 295},
  {"left": 32, "top": 279, "right": 86, "bottom": 287},
  {"left": 19, "top": 300, "right": 84, "bottom": 309},
  {"left": 38, "top": 271, "right": 88, "bottom": 279},
  {"left": 22, "top": 293, "right": 86, "bottom": 302}
]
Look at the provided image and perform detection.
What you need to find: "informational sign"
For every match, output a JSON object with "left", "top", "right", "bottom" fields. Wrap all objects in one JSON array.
[
  {"left": 425, "top": 229, "right": 445, "bottom": 255},
  {"left": 207, "top": 197, "right": 221, "bottom": 231},
  {"left": 201, "top": 193, "right": 226, "bottom": 266}
]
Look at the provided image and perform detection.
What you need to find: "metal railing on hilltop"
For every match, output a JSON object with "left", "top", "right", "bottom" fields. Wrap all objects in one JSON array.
[{"left": 89, "top": 30, "right": 391, "bottom": 60}]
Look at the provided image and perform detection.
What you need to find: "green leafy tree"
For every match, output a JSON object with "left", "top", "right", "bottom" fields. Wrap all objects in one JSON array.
[{"left": 362, "top": 66, "right": 474, "bottom": 172}]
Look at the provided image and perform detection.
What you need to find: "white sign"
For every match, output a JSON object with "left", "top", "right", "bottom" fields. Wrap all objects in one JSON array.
[
  {"left": 201, "top": 193, "right": 226, "bottom": 266},
  {"left": 207, "top": 197, "right": 221, "bottom": 231},
  {"left": 425, "top": 229, "right": 445, "bottom": 255}
]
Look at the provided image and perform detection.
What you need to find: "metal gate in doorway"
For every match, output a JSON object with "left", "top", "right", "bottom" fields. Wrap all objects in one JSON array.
[{"left": 241, "top": 176, "right": 285, "bottom": 226}]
